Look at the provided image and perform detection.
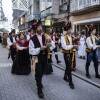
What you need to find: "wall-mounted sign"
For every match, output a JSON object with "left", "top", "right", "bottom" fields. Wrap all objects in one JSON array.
[
  {"left": 33, "top": 13, "right": 41, "bottom": 19},
  {"left": 45, "top": 20, "right": 51, "bottom": 26}
]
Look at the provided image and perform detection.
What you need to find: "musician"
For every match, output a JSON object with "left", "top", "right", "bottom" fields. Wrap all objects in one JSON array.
[
  {"left": 86, "top": 25, "right": 100, "bottom": 79},
  {"left": 29, "top": 21, "right": 55, "bottom": 98},
  {"left": 7, "top": 29, "right": 16, "bottom": 62},
  {"left": 61, "top": 22, "right": 78, "bottom": 89}
]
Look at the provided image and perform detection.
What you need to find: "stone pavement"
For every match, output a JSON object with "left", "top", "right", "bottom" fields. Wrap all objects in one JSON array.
[
  {"left": 52, "top": 51, "right": 100, "bottom": 85},
  {"left": 0, "top": 44, "right": 100, "bottom": 100}
]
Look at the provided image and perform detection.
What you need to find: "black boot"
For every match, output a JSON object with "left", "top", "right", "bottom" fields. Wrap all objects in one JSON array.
[
  {"left": 86, "top": 63, "right": 91, "bottom": 78},
  {"left": 95, "top": 75, "right": 100, "bottom": 79},
  {"left": 69, "top": 82, "right": 74, "bottom": 89},
  {"left": 63, "top": 76, "right": 69, "bottom": 82},
  {"left": 68, "top": 73, "right": 74, "bottom": 89},
  {"left": 86, "top": 74, "right": 91, "bottom": 78},
  {"left": 55, "top": 55, "right": 61, "bottom": 64},
  {"left": 94, "top": 63, "right": 100, "bottom": 79},
  {"left": 38, "top": 88, "right": 44, "bottom": 99}
]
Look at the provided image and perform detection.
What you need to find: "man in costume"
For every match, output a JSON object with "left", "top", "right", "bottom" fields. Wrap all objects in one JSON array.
[
  {"left": 7, "top": 29, "right": 17, "bottom": 62},
  {"left": 29, "top": 21, "right": 55, "bottom": 98},
  {"left": 50, "top": 32, "right": 61, "bottom": 64},
  {"left": 85, "top": 25, "right": 100, "bottom": 79},
  {"left": 61, "top": 21, "right": 78, "bottom": 89}
]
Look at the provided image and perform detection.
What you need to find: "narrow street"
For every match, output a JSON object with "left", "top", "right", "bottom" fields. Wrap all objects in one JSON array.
[{"left": 0, "top": 44, "right": 100, "bottom": 100}]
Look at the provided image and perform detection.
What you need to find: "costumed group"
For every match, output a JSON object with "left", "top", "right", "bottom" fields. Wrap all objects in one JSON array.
[{"left": 7, "top": 20, "right": 100, "bottom": 99}]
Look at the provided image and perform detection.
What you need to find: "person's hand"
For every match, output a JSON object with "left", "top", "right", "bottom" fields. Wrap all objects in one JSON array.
[
  {"left": 25, "top": 47, "right": 28, "bottom": 50},
  {"left": 98, "top": 45, "right": 100, "bottom": 47},
  {"left": 41, "top": 46, "right": 47, "bottom": 50},
  {"left": 73, "top": 45, "right": 78, "bottom": 49},
  {"left": 13, "top": 43, "right": 16, "bottom": 45},
  {"left": 46, "top": 43, "right": 51, "bottom": 47}
]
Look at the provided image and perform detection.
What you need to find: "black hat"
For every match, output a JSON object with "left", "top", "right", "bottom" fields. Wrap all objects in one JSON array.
[
  {"left": 32, "top": 20, "right": 42, "bottom": 30},
  {"left": 11, "top": 29, "right": 15, "bottom": 34},
  {"left": 89, "top": 24, "right": 95, "bottom": 33},
  {"left": 64, "top": 21, "right": 72, "bottom": 31}
]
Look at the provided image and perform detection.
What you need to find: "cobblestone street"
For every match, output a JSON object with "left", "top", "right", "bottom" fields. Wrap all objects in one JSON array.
[{"left": 0, "top": 45, "right": 100, "bottom": 100}]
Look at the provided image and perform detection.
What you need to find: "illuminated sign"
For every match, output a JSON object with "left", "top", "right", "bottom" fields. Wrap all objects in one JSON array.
[{"left": 45, "top": 20, "right": 51, "bottom": 26}]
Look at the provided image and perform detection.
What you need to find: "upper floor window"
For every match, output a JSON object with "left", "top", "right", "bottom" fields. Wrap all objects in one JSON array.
[
  {"left": 78, "top": 0, "right": 85, "bottom": 9},
  {"left": 28, "top": 6, "right": 32, "bottom": 15},
  {"left": 91, "top": 0, "right": 99, "bottom": 5},
  {"left": 47, "top": 0, "right": 52, "bottom": 2},
  {"left": 61, "top": 0, "right": 67, "bottom": 5}
]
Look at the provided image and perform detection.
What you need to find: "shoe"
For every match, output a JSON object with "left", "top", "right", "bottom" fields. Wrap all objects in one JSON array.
[
  {"left": 69, "top": 83, "right": 74, "bottom": 89},
  {"left": 63, "top": 77, "right": 69, "bottom": 82},
  {"left": 72, "top": 68, "right": 76, "bottom": 71},
  {"left": 95, "top": 75, "right": 100, "bottom": 79},
  {"left": 38, "top": 89, "right": 44, "bottom": 99},
  {"left": 57, "top": 61, "right": 61, "bottom": 64},
  {"left": 86, "top": 74, "right": 91, "bottom": 79}
]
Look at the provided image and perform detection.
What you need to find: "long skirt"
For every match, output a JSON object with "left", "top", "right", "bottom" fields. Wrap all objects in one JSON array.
[
  {"left": 11, "top": 50, "right": 31, "bottom": 75},
  {"left": 78, "top": 45, "right": 86, "bottom": 56}
]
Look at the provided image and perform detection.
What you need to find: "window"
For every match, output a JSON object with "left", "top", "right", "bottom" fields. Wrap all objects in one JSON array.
[
  {"left": 28, "top": 6, "right": 32, "bottom": 15},
  {"left": 61, "top": 0, "right": 67, "bottom": 5},
  {"left": 78, "top": 0, "right": 85, "bottom": 9},
  {"left": 47, "top": 0, "right": 52, "bottom": 2},
  {"left": 46, "top": 7, "right": 52, "bottom": 14},
  {"left": 91, "top": 0, "right": 99, "bottom": 5}
]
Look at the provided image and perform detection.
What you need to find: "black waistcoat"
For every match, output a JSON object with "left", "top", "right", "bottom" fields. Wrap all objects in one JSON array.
[{"left": 31, "top": 35, "right": 47, "bottom": 56}]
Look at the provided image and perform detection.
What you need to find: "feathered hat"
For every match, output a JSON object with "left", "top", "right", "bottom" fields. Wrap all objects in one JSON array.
[{"left": 64, "top": 21, "right": 72, "bottom": 31}]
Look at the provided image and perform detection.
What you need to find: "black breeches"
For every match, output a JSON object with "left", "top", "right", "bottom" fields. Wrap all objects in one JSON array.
[
  {"left": 35, "top": 55, "right": 47, "bottom": 89},
  {"left": 64, "top": 53, "right": 73, "bottom": 83}
]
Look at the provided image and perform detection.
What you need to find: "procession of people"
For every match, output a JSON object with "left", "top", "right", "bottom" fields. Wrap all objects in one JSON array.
[{"left": 1, "top": 20, "right": 99, "bottom": 99}]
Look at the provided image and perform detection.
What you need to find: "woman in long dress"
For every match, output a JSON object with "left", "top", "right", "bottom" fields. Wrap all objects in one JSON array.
[
  {"left": 78, "top": 31, "right": 86, "bottom": 59},
  {"left": 11, "top": 33, "right": 31, "bottom": 75}
]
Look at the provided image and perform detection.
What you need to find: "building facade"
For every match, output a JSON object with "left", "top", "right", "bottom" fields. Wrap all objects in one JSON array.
[
  {"left": 70, "top": 0, "right": 100, "bottom": 34},
  {"left": 12, "top": 9, "right": 24, "bottom": 33},
  {"left": 40, "top": 0, "right": 70, "bottom": 33},
  {"left": 0, "top": 0, "right": 7, "bottom": 21},
  {"left": 26, "top": 0, "right": 40, "bottom": 28}
]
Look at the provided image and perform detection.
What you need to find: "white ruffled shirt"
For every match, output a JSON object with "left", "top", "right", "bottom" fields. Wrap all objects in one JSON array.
[
  {"left": 61, "top": 35, "right": 73, "bottom": 50},
  {"left": 29, "top": 34, "right": 55, "bottom": 55}
]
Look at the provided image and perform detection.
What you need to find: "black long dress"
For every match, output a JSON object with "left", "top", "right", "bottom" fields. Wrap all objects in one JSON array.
[{"left": 11, "top": 40, "right": 31, "bottom": 75}]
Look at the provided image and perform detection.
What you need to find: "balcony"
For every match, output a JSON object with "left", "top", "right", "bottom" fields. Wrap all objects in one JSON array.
[
  {"left": 26, "top": 13, "right": 41, "bottom": 22},
  {"left": 59, "top": 2, "right": 68, "bottom": 13},
  {"left": 71, "top": 0, "right": 100, "bottom": 16}
]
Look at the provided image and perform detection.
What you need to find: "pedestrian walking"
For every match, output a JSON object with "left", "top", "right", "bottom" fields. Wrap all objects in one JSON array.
[
  {"left": 11, "top": 33, "right": 31, "bottom": 75},
  {"left": 50, "top": 32, "right": 61, "bottom": 64},
  {"left": 29, "top": 21, "right": 55, "bottom": 98},
  {"left": 85, "top": 25, "right": 100, "bottom": 79},
  {"left": 7, "top": 29, "right": 17, "bottom": 62},
  {"left": 61, "top": 21, "right": 78, "bottom": 89},
  {"left": 78, "top": 30, "right": 86, "bottom": 59}
]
